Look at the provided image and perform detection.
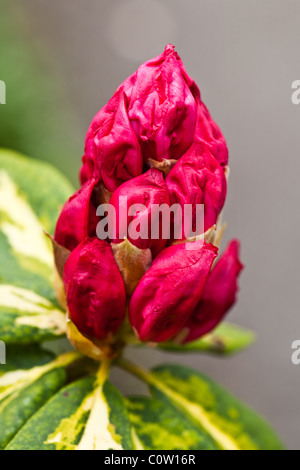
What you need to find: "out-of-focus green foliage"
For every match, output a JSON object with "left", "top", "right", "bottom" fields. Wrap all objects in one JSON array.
[{"left": 0, "top": 1, "right": 82, "bottom": 185}]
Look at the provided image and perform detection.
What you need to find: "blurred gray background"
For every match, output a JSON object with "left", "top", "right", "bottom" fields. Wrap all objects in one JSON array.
[{"left": 1, "top": 0, "right": 300, "bottom": 449}]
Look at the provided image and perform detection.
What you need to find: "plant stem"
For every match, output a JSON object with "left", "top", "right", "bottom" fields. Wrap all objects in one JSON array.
[{"left": 96, "top": 357, "right": 111, "bottom": 386}]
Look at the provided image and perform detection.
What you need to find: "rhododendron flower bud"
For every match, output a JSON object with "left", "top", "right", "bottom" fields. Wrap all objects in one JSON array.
[
  {"left": 166, "top": 144, "right": 227, "bottom": 240},
  {"left": 81, "top": 89, "right": 143, "bottom": 191},
  {"left": 182, "top": 240, "right": 243, "bottom": 343},
  {"left": 122, "top": 44, "right": 198, "bottom": 163},
  {"left": 54, "top": 178, "right": 98, "bottom": 251},
  {"left": 110, "top": 168, "right": 170, "bottom": 256},
  {"left": 129, "top": 241, "right": 218, "bottom": 343},
  {"left": 80, "top": 44, "right": 228, "bottom": 188},
  {"left": 194, "top": 99, "right": 229, "bottom": 167},
  {"left": 63, "top": 237, "right": 126, "bottom": 341},
  {"left": 53, "top": 44, "right": 242, "bottom": 356}
]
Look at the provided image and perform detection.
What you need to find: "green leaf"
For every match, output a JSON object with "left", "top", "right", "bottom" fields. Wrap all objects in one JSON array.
[
  {"left": 0, "top": 350, "right": 80, "bottom": 449},
  {"left": 126, "top": 396, "right": 217, "bottom": 450},
  {"left": 6, "top": 375, "right": 134, "bottom": 450},
  {"left": 0, "top": 149, "right": 74, "bottom": 343},
  {"left": 0, "top": 344, "right": 54, "bottom": 376},
  {"left": 158, "top": 323, "right": 256, "bottom": 355},
  {"left": 148, "top": 364, "right": 284, "bottom": 450}
]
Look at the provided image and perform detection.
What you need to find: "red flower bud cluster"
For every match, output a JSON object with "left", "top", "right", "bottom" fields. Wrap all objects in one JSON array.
[{"left": 54, "top": 45, "right": 242, "bottom": 350}]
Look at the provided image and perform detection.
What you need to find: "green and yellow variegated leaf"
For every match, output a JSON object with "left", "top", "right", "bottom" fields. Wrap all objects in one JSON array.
[
  {"left": 148, "top": 364, "right": 284, "bottom": 451},
  {"left": 6, "top": 374, "right": 134, "bottom": 450},
  {"left": 0, "top": 149, "right": 74, "bottom": 343},
  {"left": 158, "top": 323, "right": 255, "bottom": 356},
  {"left": 0, "top": 285, "right": 66, "bottom": 343},
  {"left": 126, "top": 395, "right": 217, "bottom": 450},
  {"left": 0, "top": 344, "right": 54, "bottom": 376},
  {"left": 0, "top": 351, "right": 80, "bottom": 449}
]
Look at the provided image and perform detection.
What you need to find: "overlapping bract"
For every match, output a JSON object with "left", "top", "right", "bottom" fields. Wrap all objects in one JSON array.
[{"left": 54, "top": 44, "right": 242, "bottom": 347}]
